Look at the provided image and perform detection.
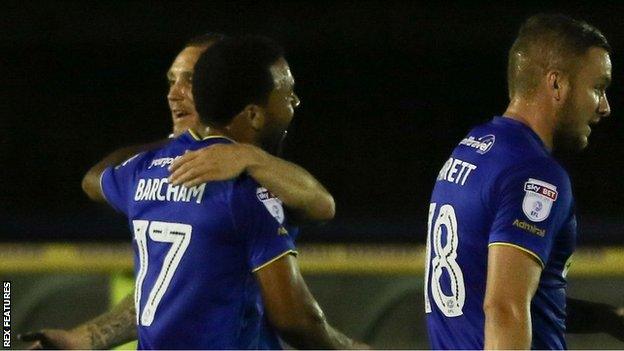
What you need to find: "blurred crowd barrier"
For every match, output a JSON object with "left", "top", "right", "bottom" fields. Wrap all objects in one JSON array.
[{"left": 3, "top": 244, "right": 624, "bottom": 349}]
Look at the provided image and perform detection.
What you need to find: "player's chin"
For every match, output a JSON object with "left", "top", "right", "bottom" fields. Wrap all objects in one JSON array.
[
  {"left": 580, "top": 125, "right": 592, "bottom": 147},
  {"left": 174, "top": 119, "right": 200, "bottom": 132},
  {"left": 578, "top": 136, "right": 589, "bottom": 150},
  {"left": 570, "top": 133, "right": 590, "bottom": 151},
  {"left": 555, "top": 132, "right": 588, "bottom": 152}
]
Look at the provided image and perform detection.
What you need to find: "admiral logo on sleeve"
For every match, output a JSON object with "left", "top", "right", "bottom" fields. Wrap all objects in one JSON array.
[
  {"left": 256, "top": 187, "right": 285, "bottom": 224},
  {"left": 522, "top": 178, "right": 558, "bottom": 222}
]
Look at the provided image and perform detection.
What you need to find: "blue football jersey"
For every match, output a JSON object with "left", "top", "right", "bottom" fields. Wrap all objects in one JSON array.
[
  {"left": 424, "top": 117, "right": 576, "bottom": 349},
  {"left": 101, "top": 131, "right": 299, "bottom": 349}
]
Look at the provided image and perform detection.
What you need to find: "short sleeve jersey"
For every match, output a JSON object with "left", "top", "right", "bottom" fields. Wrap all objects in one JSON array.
[
  {"left": 424, "top": 117, "right": 576, "bottom": 349},
  {"left": 100, "top": 131, "right": 299, "bottom": 349}
]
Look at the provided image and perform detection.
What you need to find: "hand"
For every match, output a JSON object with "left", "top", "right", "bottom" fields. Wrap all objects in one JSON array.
[
  {"left": 169, "top": 144, "right": 256, "bottom": 187},
  {"left": 18, "top": 329, "right": 91, "bottom": 350}
]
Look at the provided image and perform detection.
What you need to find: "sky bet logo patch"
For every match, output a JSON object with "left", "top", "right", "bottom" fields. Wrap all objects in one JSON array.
[
  {"left": 256, "top": 187, "right": 278, "bottom": 202},
  {"left": 522, "top": 178, "right": 558, "bottom": 222},
  {"left": 256, "top": 187, "right": 285, "bottom": 224}
]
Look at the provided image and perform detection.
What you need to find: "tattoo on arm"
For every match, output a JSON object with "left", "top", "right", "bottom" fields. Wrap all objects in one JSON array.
[{"left": 78, "top": 295, "right": 137, "bottom": 349}]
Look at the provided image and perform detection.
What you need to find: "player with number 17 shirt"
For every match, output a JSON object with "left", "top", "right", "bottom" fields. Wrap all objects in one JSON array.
[
  {"left": 101, "top": 132, "right": 298, "bottom": 349},
  {"left": 95, "top": 34, "right": 366, "bottom": 351},
  {"left": 424, "top": 116, "right": 576, "bottom": 349}
]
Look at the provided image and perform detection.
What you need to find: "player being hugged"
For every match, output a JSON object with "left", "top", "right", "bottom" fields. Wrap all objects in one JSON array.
[
  {"left": 19, "top": 33, "right": 355, "bottom": 350},
  {"left": 424, "top": 14, "right": 623, "bottom": 349},
  {"left": 93, "top": 35, "right": 364, "bottom": 350}
]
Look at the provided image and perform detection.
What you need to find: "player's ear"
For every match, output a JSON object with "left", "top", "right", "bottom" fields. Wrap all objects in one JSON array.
[
  {"left": 547, "top": 70, "right": 569, "bottom": 102},
  {"left": 242, "top": 104, "right": 266, "bottom": 131}
]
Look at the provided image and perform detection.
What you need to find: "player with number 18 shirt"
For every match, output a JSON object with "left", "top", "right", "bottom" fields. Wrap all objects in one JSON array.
[{"left": 424, "top": 116, "right": 576, "bottom": 349}]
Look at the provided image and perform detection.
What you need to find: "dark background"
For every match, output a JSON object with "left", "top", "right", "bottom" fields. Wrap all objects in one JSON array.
[{"left": 3, "top": 1, "right": 623, "bottom": 244}]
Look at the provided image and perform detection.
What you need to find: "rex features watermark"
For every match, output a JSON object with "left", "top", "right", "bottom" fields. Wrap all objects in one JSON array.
[{"left": 3, "top": 281, "right": 10, "bottom": 349}]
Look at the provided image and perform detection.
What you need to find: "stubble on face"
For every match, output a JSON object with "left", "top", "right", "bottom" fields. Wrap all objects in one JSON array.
[
  {"left": 259, "top": 58, "right": 299, "bottom": 155},
  {"left": 553, "top": 48, "right": 611, "bottom": 152},
  {"left": 554, "top": 95, "right": 584, "bottom": 151}
]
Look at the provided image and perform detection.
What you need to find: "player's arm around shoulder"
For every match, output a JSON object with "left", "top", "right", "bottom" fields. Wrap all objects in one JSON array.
[
  {"left": 255, "top": 254, "right": 369, "bottom": 349},
  {"left": 484, "top": 244, "right": 542, "bottom": 349},
  {"left": 168, "top": 143, "right": 335, "bottom": 224}
]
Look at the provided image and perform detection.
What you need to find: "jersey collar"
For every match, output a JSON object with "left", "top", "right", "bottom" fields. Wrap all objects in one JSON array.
[{"left": 186, "top": 129, "right": 236, "bottom": 143}]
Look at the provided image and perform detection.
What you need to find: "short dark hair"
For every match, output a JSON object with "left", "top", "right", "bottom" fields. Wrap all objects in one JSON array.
[
  {"left": 192, "top": 35, "right": 285, "bottom": 127},
  {"left": 507, "top": 14, "right": 610, "bottom": 98},
  {"left": 184, "top": 32, "right": 227, "bottom": 48}
]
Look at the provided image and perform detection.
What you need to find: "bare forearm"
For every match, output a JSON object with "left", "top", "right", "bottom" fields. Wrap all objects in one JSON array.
[
  {"left": 71, "top": 294, "right": 136, "bottom": 349},
  {"left": 274, "top": 296, "right": 364, "bottom": 349},
  {"left": 82, "top": 140, "right": 168, "bottom": 202},
  {"left": 244, "top": 145, "right": 335, "bottom": 222},
  {"left": 484, "top": 305, "right": 531, "bottom": 349},
  {"left": 259, "top": 256, "right": 365, "bottom": 349},
  {"left": 484, "top": 246, "right": 541, "bottom": 349}
]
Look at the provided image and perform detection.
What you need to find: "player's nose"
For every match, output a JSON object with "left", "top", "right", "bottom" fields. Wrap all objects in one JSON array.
[
  {"left": 292, "top": 93, "right": 301, "bottom": 108},
  {"left": 168, "top": 81, "right": 185, "bottom": 101},
  {"left": 598, "top": 94, "right": 611, "bottom": 118},
  {"left": 598, "top": 95, "right": 611, "bottom": 118}
]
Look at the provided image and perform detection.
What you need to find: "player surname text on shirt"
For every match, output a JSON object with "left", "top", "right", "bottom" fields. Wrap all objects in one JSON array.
[
  {"left": 437, "top": 157, "right": 477, "bottom": 186},
  {"left": 134, "top": 178, "right": 205, "bottom": 204}
]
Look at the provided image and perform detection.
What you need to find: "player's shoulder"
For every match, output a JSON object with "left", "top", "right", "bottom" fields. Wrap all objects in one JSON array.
[
  {"left": 112, "top": 149, "right": 157, "bottom": 174},
  {"left": 232, "top": 175, "right": 265, "bottom": 199},
  {"left": 463, "top": 117, "right": 559, "bottom": 167},
  {"left": 493, "top": 155, "right": 573, "bottom": 212},
  {"left": 140, "top": 132, "right": 233, "bottom": 172},
  {"left": 465, "top": 117, "right": 571, "bottom": 188},
  {"left": 469, "top": 117, "right": 543, "bottom": 154},
  {"left": 232, "top": 176, "right": 286, "bottom": 220},
  {"left": 506, "top": 155, "right": 570, "bottom": 186}
]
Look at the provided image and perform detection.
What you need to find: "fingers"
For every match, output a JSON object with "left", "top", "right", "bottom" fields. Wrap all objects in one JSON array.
[
  {"left": 168, "top": 144, "right": 239, "bottom": 186},
  {"left": 17, "top": 332, "right": 46, "bottom": 350},
  {"left": 169, "top": 150, "right": 199, "bottom": 173},
  {"left": 18, "top": 332, "right": 46, "bottom": 342},
  {"left": 171, "top": 166, "right": 217, "bottom": 188},
  {"left": 178, "top": 174, "right": 208, "bottom": 188},
  {"left": 169, "top": 161, "right": 198, "bottom": 186},
  {"left": 169, "top": 149, "right": 219, "bottom": 186},
  {"left": 170, "top": 144, "right": 231, "bottom": 173},
  {"left": 28, "top": 341, "right": 44, "bottom": 350},
  {"left": 169, "top": 168, "right": 196, "bottom": 187}
]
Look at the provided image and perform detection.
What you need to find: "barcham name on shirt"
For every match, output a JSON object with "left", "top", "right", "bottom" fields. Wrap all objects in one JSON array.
[{"left": 134, "top": 178, "right": 205, "bottom": 204}]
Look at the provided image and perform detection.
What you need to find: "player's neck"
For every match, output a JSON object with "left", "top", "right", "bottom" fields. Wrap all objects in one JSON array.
[{"left": 503, "top": 97, "right": 555, "bottom": 151}]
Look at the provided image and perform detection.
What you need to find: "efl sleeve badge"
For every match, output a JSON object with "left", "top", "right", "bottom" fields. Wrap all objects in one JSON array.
[
  {"left": 256, "top": 187, "right": 285, "bottom": 224},
  {"left": 522, "top": 178, "right": 558, "bottom": 222}
]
